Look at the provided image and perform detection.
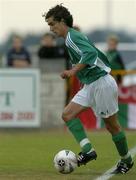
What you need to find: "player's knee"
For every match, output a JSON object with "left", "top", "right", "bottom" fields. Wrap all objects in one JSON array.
[
  {"left": 105, "top": 123, "right": 114, "bottom": 134},
  {"left": 105, "top": 123, "right": 121, "bottom": 135},
  {"left": 62, "top": 110, "right": 74, "bottom": 122}
]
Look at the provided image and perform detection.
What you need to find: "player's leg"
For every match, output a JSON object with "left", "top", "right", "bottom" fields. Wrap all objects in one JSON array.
[
  {"left": 103, "top": 114, "right": 134, "bottom": 173},
  {"left": 103, "top": 114, "right": 132, "bottom": 162},
  {"left": 62, "top": 101, "right": 93, "bottom": 153},
  {"left": 62, "top": 101, "right": 97, "bottom": 166},
  {"left": 94, "top": 74, "right": 133, "bottom": 173}
]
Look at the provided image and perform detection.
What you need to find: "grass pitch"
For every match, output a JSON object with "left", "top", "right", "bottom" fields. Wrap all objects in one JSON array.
[{"left": 0, "top": 129, "right": 135, "bottom": 180}]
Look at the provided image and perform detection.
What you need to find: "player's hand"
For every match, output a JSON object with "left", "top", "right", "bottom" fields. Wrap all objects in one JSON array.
[{"left": 60, "top": 70, "right": 75, "bottom": 79}]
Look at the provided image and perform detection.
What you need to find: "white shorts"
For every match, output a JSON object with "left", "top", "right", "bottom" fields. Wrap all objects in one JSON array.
[{"left": 72, "top": 74, "right": 119, "bottom": 118}]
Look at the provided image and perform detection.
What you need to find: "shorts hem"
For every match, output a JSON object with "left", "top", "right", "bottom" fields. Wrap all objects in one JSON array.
[{"left": 99, "top": 108, "right": 119, "bottom": 118}]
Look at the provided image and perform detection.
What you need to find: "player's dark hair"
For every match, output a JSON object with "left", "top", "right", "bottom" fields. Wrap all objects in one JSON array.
[{"left": 45, "top": 4, "right": 73, "bottom": 27}]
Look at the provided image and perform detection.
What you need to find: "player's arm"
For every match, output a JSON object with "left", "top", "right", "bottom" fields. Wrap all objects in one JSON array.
[
  {"left": 60, "top": 33, "right": 98, "bottom": 79},
  {"left": 60, "top": 63, "right": 86, "bottom": 79}
]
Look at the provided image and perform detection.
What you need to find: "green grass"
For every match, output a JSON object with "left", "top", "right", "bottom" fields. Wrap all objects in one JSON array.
[{"left": 0, "top": 130, "right": 135, "bottom": 180}]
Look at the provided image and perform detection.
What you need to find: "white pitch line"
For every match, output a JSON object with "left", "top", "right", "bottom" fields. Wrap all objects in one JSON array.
[{"left": 95, "top": 146, "right": 136, "bottom": 180}]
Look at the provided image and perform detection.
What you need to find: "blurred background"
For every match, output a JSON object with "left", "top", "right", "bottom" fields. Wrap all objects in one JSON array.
[{"left": 0, "top": 0, "right": 136, "bottom": 130}]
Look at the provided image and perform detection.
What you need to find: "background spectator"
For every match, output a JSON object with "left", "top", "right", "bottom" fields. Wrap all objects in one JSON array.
[
  {"left": 106, "top": 35, "right": 125, "bottom": 83},
  {"left": 106, "top": 35, "right": 125, "bottom": 70},
  {"left": 38, "top": 33, "right": 68, "bottom": 59},
  {"left": 7, "top": 35, "right": 31, "bottom": 68}
]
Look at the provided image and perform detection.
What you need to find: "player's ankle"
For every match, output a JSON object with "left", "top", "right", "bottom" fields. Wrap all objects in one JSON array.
[
  {"left": 82, "top": 146, "right": 95, "bottom": 154},
  {"left": 79, "top": 138, "right": 92, "bottom": 153},
  {"left": 121, "top": 153, "right": 133, "bottom": 164}
]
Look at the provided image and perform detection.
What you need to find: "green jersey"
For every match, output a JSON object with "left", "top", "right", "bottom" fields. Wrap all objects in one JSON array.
[{"left": 65, "top": 28, "right": 111, "bottom": 84}]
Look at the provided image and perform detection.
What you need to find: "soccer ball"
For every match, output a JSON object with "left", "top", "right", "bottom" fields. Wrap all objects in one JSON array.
[{"left": 54, "top": 150, "right": 77, "bottom": 174}]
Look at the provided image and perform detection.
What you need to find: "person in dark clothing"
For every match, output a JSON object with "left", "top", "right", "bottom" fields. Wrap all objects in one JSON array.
[
  {"left": 7, "top": 36, "right": 31, "bottom": 68},
  {"left": 38, "top": 33, "right": 68, "bottom": 59}
]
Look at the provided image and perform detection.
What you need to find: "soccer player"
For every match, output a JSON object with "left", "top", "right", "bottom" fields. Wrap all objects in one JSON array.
[{"left": 44, "top": 4, "right": 134, "bottom": 174}]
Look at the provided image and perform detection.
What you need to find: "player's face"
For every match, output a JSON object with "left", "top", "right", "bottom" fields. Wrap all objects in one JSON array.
[{"left": 46, "top": 17, "right": 66, "bottom": 37}]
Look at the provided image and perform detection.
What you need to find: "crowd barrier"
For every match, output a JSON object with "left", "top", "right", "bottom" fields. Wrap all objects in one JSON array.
[
  {"left": 0, "top": 66, "right": 136, "bottom": 129},
  {"left": 0, "top": 69, "right": 40, "bottom": 128}
]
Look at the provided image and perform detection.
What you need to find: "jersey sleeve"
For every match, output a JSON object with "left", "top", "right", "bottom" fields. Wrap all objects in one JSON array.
[{"left": 67, "top": 32, "right": 98, "bottom": 66}]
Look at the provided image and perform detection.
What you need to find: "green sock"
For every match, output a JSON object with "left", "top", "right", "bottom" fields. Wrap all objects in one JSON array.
[
  {"left": 66, "top": 118, "right": 92, "bottom": 153},
  {"left": 112, "top": 131, "right": 132, "bottom": 164}
]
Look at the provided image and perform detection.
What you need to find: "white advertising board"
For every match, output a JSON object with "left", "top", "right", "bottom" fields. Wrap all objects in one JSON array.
[{"left": 0, "top": 69, "right": 40, "bottom": 127}]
